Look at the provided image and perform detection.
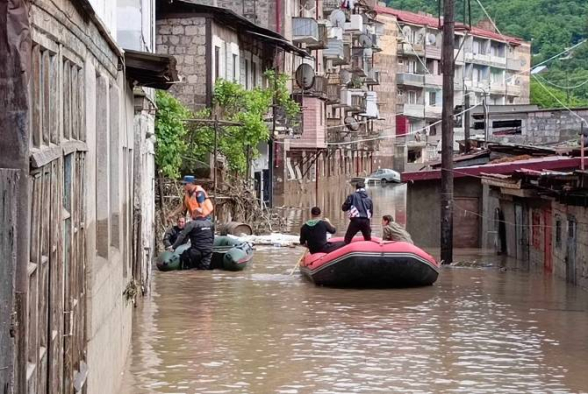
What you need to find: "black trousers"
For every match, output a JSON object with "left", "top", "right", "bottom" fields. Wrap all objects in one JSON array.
[
  {"left": 320, "top": 241, "right": 346, "bottom": 254},
  {"left": 180, "top": 247, "right": 213, "bottom": 270},
  {"left": 344, "top": 218, "right": 372, "bottom": 244}
]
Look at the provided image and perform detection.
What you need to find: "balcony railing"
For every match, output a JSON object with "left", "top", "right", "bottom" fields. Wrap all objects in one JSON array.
[
  {"left": 506, "top": 57, "right": 522, "bottom": 71},
  {"left": 306, "top": 23, "right": 328, "bottom": 50},
  {"left": 292, "top": 17, "right": 320, "bottom": 45},
  {"left": 326, "top": 83, "right": 341, "bottom": 104},
  {"left": 397, "top": 42, "right": 424, "bottom": 56},
  {"left": 397, "top": 73, "right": 425, "bottom": 87},
  {"left": 425, "top": 74, "right": 443, "bottom": 86},
  {"left": 324, "top": 38, "right": 344, "bottom": 62},
  {"left": 365, "top": 69, "right": 380, "bottom": 85},
  {"left": 425, "top": 44, "right": 441, "bottom": 59}
]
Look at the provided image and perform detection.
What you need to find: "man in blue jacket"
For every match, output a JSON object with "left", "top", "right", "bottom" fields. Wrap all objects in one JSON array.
[{"left": 342, "top": 181, "right": 373, "bottom": 244}]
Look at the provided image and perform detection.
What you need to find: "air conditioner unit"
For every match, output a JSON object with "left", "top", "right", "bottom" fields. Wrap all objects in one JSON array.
[
  {"left": 344, "top": 14, "right": 363, "bottom": 34},
  {"left": 360, "top": 91, "right": 379, "bottom": 118}
]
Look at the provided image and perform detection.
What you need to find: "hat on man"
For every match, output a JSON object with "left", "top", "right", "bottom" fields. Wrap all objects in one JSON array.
[{"left": 181, "top": 175, "right": 195, "bottom": 184}]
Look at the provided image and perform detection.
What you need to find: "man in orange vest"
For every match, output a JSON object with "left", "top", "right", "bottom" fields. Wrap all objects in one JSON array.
[{"left": 168, "top": 175, "right": 214, "bottom": 222}]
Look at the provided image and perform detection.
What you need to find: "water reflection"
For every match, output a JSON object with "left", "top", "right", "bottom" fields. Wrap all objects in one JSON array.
[{"left": 121, "top": 184, "right": 588, "bottom": 393}]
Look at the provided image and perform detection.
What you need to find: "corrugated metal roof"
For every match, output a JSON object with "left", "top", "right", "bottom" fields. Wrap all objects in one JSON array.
[{"left": 402, "top": 156, "right": 582, "bottom": 182}]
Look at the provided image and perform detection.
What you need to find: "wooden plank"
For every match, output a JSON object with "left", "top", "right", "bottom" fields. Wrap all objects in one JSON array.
[
  {"left": 32, "top": 45, "right": 42, "bottom": 148},
  {"left": 71, "top": 67, "right": 79, "bottom": 141},
  {"left": 49, "top": 156, "right": 64, "bottom": 394},
  {"left": 62, "top": 140, "right": 88, "bottom": 156},
  {"left": 49, "top": 56, "right": 59, "bottom": 145},
  {"left": 42, "top": 51, "right": 50, "bottom": 145},
  {"left": 30, "top": 145, "right": 62, "bottom": 168},
  {"left": 78, "top": 68, "right": 86, "bottom": 142},
  {"left": 0, "top": 170, "right": 19, "bottom": 392},
  {"left": 63, "top": 60, "right": 71, "bottom": 140}
]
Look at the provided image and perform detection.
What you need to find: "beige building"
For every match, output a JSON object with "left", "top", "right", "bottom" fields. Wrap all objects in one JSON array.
[{"left": 374, "top": 6, "right": 532, "bottom": 171}]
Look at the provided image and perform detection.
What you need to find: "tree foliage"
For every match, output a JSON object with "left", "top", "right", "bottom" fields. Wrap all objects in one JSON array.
[
  {"left": 155, "top": 72, "right": 300, "bottom": 178},
  {"left": 530, "top": 78, "right": 588, "bottom": 108},
  {"left": 154, "top": 91, "right": 191, "bottom": 179}
]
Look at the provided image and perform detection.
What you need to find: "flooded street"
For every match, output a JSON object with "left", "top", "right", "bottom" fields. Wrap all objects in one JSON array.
[{"left": 121, "top": 184, "right": 588, "bottom": 393}]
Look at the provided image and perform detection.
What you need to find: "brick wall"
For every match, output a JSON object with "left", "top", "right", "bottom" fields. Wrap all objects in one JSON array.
[
  {"left": 373, "top": 13, "right": 397, "bottom": 169},
  {"left": 156, "top": 17, "right": 208, "bottom": 110},
  {"left": 290, "top": 97, "right": 326, "bottom": 148}
]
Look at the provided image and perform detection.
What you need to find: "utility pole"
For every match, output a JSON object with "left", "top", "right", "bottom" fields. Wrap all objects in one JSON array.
[
  {"left": 464, "top": 88, "right": 470, "bottom": 153},
  {"left": 440, "top": 0, "right": 455, "bottom": 264}
]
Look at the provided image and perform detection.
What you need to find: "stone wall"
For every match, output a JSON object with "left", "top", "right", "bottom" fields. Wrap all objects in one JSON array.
[
  {"left": 524, "top": 108, "right": 588, "bottom": 144},
  {"left": 156, "top": 17, "right": 208, "bottom": 110},
  {"left": 186, "top": 0, "right": 277, "bottom": 31}
]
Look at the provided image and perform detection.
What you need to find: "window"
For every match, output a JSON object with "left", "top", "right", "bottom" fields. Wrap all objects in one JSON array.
[
  {"left": 232, "top": 54, "right": 238, "bottom": 82},
  {"left": 214, "top": 46, "right": 220, "bottom": 82},
  {"left": 429, "top": 124, "right": 437, "bottom": 136},
  {"left": 252, "top": 61, "right": 257, "bottom": 88},
  {"left": 429, "top": 91, "right": 437, "bottom": 106},
  {"left": 555, "top": 217, "right": 562, "bottom": 248},
  {"left": 408, "top": 90, "right": 417, "bottom": 104}
]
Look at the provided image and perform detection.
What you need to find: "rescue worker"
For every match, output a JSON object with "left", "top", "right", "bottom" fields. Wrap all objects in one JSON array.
[
  {"left": 170, "top": 209, "right": 214, "bottom": 270},
  {"left": 299, "top": 207, "right": 344, "bottom": 254},
  {"left": 342, "top": 181, "right": 373, "bottom": 244},
  {"left": 168, "top": 175, "right": 214, "bottom": 221},
  {"left": 163, "top": 216, "right": 186, "bottom": 249},
  {"left": 381, "top": 215, "right": 413, "bottom": 244}
]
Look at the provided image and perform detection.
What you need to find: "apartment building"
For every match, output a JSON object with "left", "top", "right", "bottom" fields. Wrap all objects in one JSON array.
[{"left": 375, "top": 6, "right": 531, "bottom": 171}]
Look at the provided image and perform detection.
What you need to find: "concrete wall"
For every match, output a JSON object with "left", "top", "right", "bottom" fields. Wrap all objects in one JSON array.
[
  {"left": 373, "top": 12, "right": 397, "bottom": 169},
  {"left": 406, "top": 178, "right": 483, "bottom": 248},
  {"left": 552, "top": 202, "right": 588, "bottom": 290},
  {"left": 156, "top": 16, "right": 208, "bottom": 110}
]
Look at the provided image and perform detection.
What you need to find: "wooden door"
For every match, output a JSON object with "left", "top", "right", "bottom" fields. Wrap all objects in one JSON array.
[
  {"left": 543, "top": 209, "right": 553, "bottom": 273},
  {"left": 453, "top": 197, "right": 480, "bottom": 248}
]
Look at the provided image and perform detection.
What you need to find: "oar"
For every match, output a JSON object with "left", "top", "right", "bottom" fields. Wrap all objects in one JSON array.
[{"left": 289, "top": 250, "right": 306, "bottom": 276}]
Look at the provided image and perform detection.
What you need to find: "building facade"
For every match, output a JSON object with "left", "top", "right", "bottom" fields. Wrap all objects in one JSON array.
[
  {"left": 374, "top": 6, "right": 532, "bottom": 172},
  {"left": 0, "top": 0, "right": 175, "bottom": 392}
]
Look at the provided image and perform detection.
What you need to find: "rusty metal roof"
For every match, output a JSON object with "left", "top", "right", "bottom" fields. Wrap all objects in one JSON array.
[{"left": 124, "top": 49, "right": 179, "bottom": 90}]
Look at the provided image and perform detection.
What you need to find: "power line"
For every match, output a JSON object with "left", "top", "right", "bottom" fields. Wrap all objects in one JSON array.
[
  {"left": 534, "top": 74, "right": 588, "bottom": 91},
  {"left": 531, "top": 75, "right": 588, "bottom": 124}
]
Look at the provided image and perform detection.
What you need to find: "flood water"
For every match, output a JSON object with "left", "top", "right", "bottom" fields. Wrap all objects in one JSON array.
[{"left": 121, "top": 183, "right": 588, "bottom": 393}]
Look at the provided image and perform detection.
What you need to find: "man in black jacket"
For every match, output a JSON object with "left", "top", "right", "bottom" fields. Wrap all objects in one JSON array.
[
  {"left": 300, "top": 207, "right": 344, "bottom": 254},
  {"left": 171, "top": 211, "right": 214, "bottom": 270},
  {"left": 163, "top": 216, "right": 186, "bottom": 249},
  {"left": 342, "top": 181, "right": 373, "bottom": 244}
]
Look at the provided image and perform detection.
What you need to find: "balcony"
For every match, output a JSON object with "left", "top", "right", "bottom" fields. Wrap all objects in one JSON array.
[
  {"left": 292, "top": 17, "right": 320, "bottom": 45},
  {"left": 425, "top": 74, "right": 443, "bottom": 86},
  {"left": 306, "top": 23, "right": 328, "bottom": 50},
  {"left": 490, "top": 55, "right": 507, "bottom": 66},
  {"left": 490, "top": 83, "right": 506, "bottom": 95},
  {"left": 359, "top": 91, "right": 379, "bottom": 119},
  {"left": 365, "top": 69, "right": 380, "bottom": 85},
  {"left": 352, "top": 50, "right": 371, "bottom": 77},
  {"left": 425, "top": 105, "right": 441, "bottom": 118},
  {"left": 399, "top": 103, "right": 425, "bottom": 118},
  {"left": 397, "top": 42, "right": 424, "bottom": 57},
  {"left": 294, "top": 75, "right": 329, "bottom": 99},
  {"left": 372, "top": 34, "right": 382, "bottom": 52},
  {"left": 350, "top": 94, "right": 366, "bottom": 113},
  {"left": 397, "top": 73, "right": 425, "bottom": 88},
  {"left": 339, "top": 88, "right": 366, "bottom": 111},
  {"left": 466, "top": 52, "right": 492, "bottom": 65},
  {"left": 425, "top": 44, "right": 441, "bottom": 59},
  {"left": 324, "top": 38, "right": 344, "bottom": 62},
  {"left": 326, "top": 83, "right": 341, "bottom": 104},
  {"left": 506, "top": 84, "right": 522, "bottom": 96}
]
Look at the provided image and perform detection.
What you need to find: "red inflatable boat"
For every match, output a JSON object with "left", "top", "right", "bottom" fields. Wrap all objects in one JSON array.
[{"left": 299, "top": 237, "right": 439, "bottom": 288}]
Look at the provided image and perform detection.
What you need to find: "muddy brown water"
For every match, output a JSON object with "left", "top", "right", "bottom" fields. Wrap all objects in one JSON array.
[{"left": 121, "top": 184, "right": 588, "bottom": 393}]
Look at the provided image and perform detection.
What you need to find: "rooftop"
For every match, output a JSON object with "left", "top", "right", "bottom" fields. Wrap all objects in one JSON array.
[{"left": 375, "top": 6, "right": 524, "bottom": 45}]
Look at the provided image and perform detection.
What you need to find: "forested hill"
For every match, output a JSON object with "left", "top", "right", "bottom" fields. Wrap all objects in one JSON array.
[{"left": 387, "top": 0, "right": 588, "bottom": 107}]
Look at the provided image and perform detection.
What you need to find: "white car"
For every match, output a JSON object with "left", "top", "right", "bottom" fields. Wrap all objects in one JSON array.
[{"left": 366, "top": 168, "right": 401, "bottom": 183}]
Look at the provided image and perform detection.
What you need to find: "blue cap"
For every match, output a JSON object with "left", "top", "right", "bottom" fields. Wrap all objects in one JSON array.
[{"left": 181, "top": 175, "right": 195, "bottom": 184}]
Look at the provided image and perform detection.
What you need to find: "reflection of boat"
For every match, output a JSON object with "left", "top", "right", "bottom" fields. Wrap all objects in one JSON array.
[
  {"left": 300, "top": 237, "right": 439, "bottom": 288},
  {"left": 156, "top": 236, "right": 253, "bottom": 271}
]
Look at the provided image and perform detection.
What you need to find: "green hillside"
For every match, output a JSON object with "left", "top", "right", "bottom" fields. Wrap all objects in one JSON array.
[{"left": 387, "top": 0, "right": 588, "bottom": 107}]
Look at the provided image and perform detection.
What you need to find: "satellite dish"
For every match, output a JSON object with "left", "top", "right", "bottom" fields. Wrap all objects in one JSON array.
[
  {"left": 329, "top": 10, "right": 347, "bottom": 28},
  {"left": 345, "top": 116, "right": 361, "bottom": 131},
  {"left": 358, "top": 34, "right": 373, "bottom": 48},
  {"left": 339, "top": 69, "right": 352, "bottom": 84},
  {"left": 427, "top": 33, "right": 436, "bottom": 45},
  {"left": 402, "top": 26, "right": 412, "bottom": 41},
  {"left": 295, "top": 64, "right": 315, "bottom": 89}
]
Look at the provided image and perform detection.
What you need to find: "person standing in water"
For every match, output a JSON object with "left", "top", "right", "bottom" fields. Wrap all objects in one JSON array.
[{"left": 341, "top": 181, "right": 373, "bottom": 244}]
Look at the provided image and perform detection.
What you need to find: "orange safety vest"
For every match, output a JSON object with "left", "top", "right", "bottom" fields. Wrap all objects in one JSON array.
[{"left": 184, "top": 185, "right": 214, "bottom": 218}]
